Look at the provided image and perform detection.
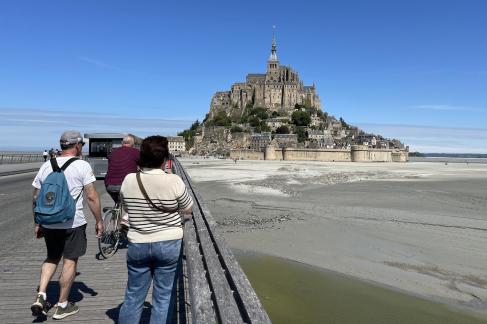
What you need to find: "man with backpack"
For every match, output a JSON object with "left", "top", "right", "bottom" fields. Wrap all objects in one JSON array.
[{"left": 31, "top": 130, "right": 104, "bottom": 320}]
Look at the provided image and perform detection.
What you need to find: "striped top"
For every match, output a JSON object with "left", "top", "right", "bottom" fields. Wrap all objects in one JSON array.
[{"left": 120, "top": 168, "right": 193, "bottom": 243}]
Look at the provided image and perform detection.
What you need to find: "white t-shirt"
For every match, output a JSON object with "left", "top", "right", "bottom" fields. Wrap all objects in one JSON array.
[{"left": 32, "top": 156, "right": 96, "bottom": 229}]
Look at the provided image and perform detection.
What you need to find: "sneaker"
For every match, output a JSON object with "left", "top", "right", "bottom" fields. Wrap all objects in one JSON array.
[
  {"left": 31, "top": 293, "right": 47, "bottom": 316},
  {"left": 52, "top": 302, "right": 79, "bottom": 320}
]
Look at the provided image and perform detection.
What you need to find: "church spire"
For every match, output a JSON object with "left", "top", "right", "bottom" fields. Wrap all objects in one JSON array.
[{"left": 269, "top": 25, "right": 278, "bottom": 61}]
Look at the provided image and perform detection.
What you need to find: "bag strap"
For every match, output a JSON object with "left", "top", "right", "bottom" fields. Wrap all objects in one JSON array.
[
  {"left": 50, "top": 158, "right": 61, "bottom": 172},
  {"left": 61, "top": 157, "right": 78, "bottom": 171},
  {"left": 136, "top": 172, "right": 173, "bottom": 212},
  {"left": 49, "top": 157, "right": 83, "bottom": 202}
]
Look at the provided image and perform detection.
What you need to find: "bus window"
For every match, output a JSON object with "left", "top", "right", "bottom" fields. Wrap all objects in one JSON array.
[{"left": 89, "top": 139, "right": 122, "bottom": 158}]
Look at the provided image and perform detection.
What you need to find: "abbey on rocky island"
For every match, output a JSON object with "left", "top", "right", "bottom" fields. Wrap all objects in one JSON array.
[
  {"left": 209, "top": 30, "right": 321, "bottom": 119},
  {"left": 180, "top": 30, "right": 408, "bottom": 162}
]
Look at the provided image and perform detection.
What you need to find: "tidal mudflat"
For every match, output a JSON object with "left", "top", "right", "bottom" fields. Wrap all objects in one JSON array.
[
  {"left": 180, "top": 158, "right": 487, "bottom": 319},
  {"left": 237, "top": 251, "right": 487, "bottom": 324}
]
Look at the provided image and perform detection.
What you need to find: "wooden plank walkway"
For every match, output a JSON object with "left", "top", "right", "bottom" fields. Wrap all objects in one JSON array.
[
  {"left": 0, "top": 161, "right": 270, "bottom": 323},
  {"left": 0, "top": 183, "right": 190, "bottom": 323}
]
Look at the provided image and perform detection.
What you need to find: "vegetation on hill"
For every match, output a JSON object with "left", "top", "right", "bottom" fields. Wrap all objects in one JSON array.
[
  {"left": 275, "top": 125, "right": 290, "bottom": 134},
  {"left": 291, "top": 110, "right": 311, "bottom": 126},
  {"left": 208, "top": 111, "right": 232, "bottom": 127},
  {"left": 177, "top": 120, "right": 200, "bottom": 147},
  {"left": 293, "top": 126, "right": 308, "bottom": 143},
  {"left": 230, "top": 125, "right": 243, "bottom": 133},
  {"left": 339, "top": 117, "right": 351, "bottom": 129},
  {"left": 178, "top": 99, "right": 404, "bottom": 153}
]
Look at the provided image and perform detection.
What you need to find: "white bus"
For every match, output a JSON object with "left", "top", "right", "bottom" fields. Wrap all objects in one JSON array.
[{"left": 84, "top": 133, "right": 141, "bottom": 179}]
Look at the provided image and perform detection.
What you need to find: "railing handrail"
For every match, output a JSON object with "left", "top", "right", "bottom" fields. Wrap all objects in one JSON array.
[
  {"left": 174, "top": 159, "right": 272, "bottom": 324},
  {"left": 0, "top": 153, "right": 45, "bottom": 165}
]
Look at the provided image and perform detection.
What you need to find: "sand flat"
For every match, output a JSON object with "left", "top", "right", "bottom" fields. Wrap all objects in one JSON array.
[{"left": 181, "top": 158, "right": 487, "bottom": 311}]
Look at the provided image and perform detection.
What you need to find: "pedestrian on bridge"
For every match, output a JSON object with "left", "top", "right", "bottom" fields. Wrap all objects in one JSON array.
[
  {"left": 42, "top": 150, "right": 48, "bottom": 162},
  {"left": 118, "top": 135, "right": 193, "bottom": 324},
  {"left": 30, "top": 130, "right": 104, "bottom": 320}
]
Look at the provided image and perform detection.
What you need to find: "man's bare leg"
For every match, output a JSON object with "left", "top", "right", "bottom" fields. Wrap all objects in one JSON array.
[
  {"left": 32, "top": 258, "right": 60, "bottom": 316},
  {"left": 38, "top": 258, "right": 60, "bottom": 294},
  {"left": 58, "top": 258, "right": 78, "bottom": 303}
]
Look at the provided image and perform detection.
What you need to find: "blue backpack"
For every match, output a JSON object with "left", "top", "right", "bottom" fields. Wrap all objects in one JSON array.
[{"left": 34, "top": 158, "right": 81, "bottom": 225}]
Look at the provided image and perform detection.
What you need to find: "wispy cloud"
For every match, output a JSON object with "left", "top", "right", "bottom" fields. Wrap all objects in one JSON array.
[
  {"left": 78, "top": 56, "right": 121, "bottom": 70},
  {"left": 413, "top": 105, "right": 485, "bottom": 112},
  {"left": 0, "top": 108, "right": 193, "bottom": 150}
]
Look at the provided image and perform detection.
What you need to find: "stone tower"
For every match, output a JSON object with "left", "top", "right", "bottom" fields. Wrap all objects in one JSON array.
[{"left": 267, "top": 27, "right": 279, "bottom": 76}]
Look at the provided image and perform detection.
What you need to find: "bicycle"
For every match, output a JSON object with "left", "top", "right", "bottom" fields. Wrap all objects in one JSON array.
[{"left": 98, "top": 202, "right": 128, "bottom": 258}]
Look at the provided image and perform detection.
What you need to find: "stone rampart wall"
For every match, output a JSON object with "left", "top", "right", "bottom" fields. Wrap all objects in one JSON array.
[
  {"left": 392, "top": 151, "right": 409, "bottom": 162},
  {"left": 230, "top": 150, "right": 264, "bottom": 160},
  {"left": 351, "top": 145, "right": 392, "bottom": 162},
  {"left": 230, "top": 146, "right": 409, "bottom": 162},
  {"left": 280, "top": 148, "right": 351, "bottom": 161}
]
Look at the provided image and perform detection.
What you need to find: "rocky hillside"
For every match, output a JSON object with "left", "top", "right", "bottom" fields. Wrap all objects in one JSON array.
[{"left": 178, "top": 104, "right": 406, "bottom": 156}]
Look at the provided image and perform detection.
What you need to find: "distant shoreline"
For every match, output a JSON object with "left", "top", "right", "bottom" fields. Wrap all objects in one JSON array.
[{"left": 409, "top": 156, "right": 487, "bottom": 164}]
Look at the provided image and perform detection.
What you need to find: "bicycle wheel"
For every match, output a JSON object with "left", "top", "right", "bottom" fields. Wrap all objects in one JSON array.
[{"left": 98, "top": 208, "right": 121, "bottom": 258}]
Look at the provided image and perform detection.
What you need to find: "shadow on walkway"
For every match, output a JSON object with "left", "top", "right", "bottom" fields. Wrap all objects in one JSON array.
[{"left": 106, "top": 301, "right": 152, "bottom": 323}]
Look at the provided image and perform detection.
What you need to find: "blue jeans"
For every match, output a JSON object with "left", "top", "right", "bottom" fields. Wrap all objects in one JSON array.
[{"left": 118, "top": 239, "right": 182, "bottom": 324}]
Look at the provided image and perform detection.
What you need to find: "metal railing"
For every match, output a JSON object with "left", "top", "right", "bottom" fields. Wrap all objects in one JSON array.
[
  {"left": 174, "top": 159, "right": 272, "bottom": 324},
  {"left": 0, "top": 152, "right": 45, "bottom": 165}
]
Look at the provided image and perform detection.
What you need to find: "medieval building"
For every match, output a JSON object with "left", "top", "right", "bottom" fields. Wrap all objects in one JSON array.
[{"left": 208, "top": 31, "right": 321, "bottom": 119}]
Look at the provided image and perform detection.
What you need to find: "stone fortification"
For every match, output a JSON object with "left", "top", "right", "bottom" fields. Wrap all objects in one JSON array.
[
  {"left": 230, "top": 146, "right": 409, "bottom": 163},
  {"left": 181, "top": 29, "right": 408, "bottom": 161}
]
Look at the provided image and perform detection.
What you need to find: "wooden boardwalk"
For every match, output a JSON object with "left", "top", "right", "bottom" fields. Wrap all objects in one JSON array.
[
  {"left": 0, "top": 189, "right": 190, "bottom": 323},
  {"left": 0, "top": 161, "right": 270, "bottom": 323},
  {"left": 0, "top": 197, "right": 163, "bottom": 323}
]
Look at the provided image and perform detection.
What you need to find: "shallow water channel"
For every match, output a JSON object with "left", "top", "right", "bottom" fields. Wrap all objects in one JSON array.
[{"left": 235, "top": 252, "right": 487, "bottom": 324}]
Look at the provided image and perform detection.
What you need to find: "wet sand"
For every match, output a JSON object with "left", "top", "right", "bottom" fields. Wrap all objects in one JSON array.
[{"left": 180, "top": 158, "right": 487, "bottom": 315}]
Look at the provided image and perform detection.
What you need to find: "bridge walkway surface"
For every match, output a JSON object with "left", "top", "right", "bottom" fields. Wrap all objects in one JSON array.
[{"left": 0, "top": 160, "right": 270, "bottom": 323}]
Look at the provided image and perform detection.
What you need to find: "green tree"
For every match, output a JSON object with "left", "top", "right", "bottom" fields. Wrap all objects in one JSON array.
[
  {"left": 250, "top": 107, "right": 268, "bottom": 120},
  {"left": 271, "top": 111, "right": 282, "bottom": 117},
  {"left": 291, "top": 110, "right": 311, "bottom": 126},
  {"left": 190, "top": 120, "right": 200, "bottom": 131},
  {"left": 213, "top": 111, "right": 231, "bottom": 127},
  {"left": 231, "top": 125, "right": 243, "bottom": 133},
  {"left": 294, "top": 126, "right": 308, "bottom": 143},
  {"left": 240, "top": 115, "right": 248, "bottom": 124},
  {"left": 339, "top": 117, "right": 350, "bottom": 129},
  {"left": 275, "top": 125, "right": 290, "bottom": 134},
  {"left": 248, "top": 115, "right": 261, "bottom": 127}
]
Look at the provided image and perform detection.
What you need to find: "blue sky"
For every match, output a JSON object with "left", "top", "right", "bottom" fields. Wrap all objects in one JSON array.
[{"left": 1, "top": 0, "right": 486, "bottom": 153}]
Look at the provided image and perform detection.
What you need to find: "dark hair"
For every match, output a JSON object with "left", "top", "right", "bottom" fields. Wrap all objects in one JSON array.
[{"left": 139, "top": 136, "right": 169, "bottom": 168}]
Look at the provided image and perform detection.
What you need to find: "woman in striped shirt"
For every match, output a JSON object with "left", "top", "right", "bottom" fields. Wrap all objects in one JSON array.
[{"left": 118, "top": 135, "right": 193, "bottom": 324}]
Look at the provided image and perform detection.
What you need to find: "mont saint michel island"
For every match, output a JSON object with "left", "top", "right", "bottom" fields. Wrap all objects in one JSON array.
[{"left": 179, "top": 32, "right": 409, "bottom": 163}]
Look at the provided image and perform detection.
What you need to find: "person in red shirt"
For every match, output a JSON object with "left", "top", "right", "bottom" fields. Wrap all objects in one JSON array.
[{"left": 105, "top": 134, "right": 139, "bottom": 203}]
